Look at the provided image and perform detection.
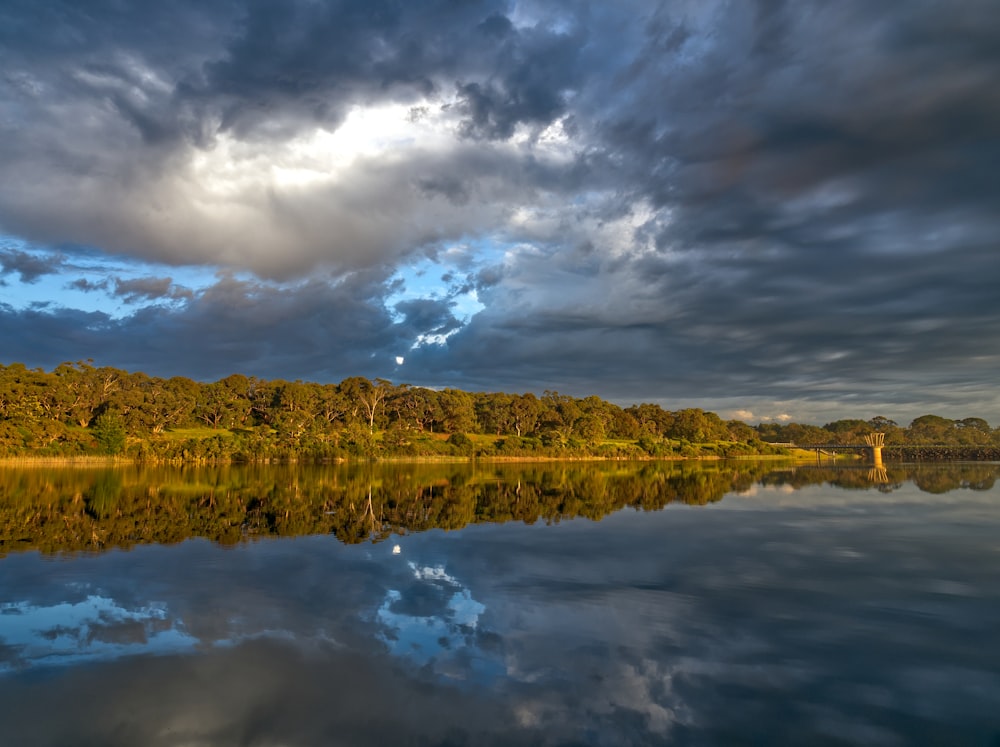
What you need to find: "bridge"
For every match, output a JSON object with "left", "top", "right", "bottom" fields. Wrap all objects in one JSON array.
[
  {"left": 769, "top": 433, "right": 1000, "bottom": 484},
  {"left": 774, "top": 432, "right": 886, "bottom": 465}
]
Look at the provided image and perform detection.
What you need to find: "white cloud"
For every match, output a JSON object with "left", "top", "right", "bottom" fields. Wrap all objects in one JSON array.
[{"left": 0, "top": 595, "right": 197, "bottom": 671}]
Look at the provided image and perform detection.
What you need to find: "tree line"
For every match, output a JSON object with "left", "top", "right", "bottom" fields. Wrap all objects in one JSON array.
[
  {"left": 0, "top": 361, "right": 996, "bottom": 461},
  {"left": 756, "top": 414, "right": 1000, "bottom": 447}
]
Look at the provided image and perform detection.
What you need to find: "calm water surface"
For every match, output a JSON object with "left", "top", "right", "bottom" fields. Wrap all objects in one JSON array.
[{"left": 0, "top": 461, "right": 998, "bottom": 746}]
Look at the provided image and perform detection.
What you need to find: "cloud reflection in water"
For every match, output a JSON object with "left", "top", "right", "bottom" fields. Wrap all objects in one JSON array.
[
  {"left": 376, "top": 561, "right": 503, "bottom": 682},
  {"left": 0, "top": 594, "right": 196, "bottom": 671},
  {"left": 0, "top": 467, "right": 998, "bottom": 746}
]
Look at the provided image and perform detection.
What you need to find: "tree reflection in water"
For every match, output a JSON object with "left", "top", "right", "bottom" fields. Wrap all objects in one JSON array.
[
  {"left": 0, "top": 461, "right": 997, "bottom": 746},
  {"left": 1, "top": 461, "right": 999, "bottom": 555}
]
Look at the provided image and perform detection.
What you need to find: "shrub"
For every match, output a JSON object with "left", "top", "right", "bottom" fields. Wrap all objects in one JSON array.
[
  {"left": 447, "top": 432, "right": 474, "bottom": 455},
  {"left": 91, "top": 411, "right": 126, "bottom": 455}
]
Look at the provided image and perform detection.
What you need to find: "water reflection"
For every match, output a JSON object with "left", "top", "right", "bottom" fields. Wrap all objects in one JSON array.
[
  {"left": 0, "top": 462, "right": 997, "bottom": 745},
  {"left": 0, "top": 595, "right": 196, "bottom": 671},
  {"left": 376, "top": 561, "right": 501, "bottom": 682},
  {"left": 2, "top": 461, "right": 998, "bottom": 555},
  {"left": 0, "top": 460, "right": 761, "bottom": 555}
]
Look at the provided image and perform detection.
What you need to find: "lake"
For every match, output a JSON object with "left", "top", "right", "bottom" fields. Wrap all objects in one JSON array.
[{"left": 0, "top": 461, "right": 998, "bottom": 746}]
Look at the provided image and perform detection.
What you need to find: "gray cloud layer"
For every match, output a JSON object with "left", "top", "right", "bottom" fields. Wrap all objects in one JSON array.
[{"left": 0, "top": 0, "right": 997, "bottom": 422}]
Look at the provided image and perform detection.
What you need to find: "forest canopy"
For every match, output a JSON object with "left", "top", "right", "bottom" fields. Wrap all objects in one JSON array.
[{"left": 0, "top": 361, "right": 997, "bottom": 461}]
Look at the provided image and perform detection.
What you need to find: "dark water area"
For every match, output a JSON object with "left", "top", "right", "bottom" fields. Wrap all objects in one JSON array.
[{"left": 0, "top": 461, "right": 998, "bottom": 746}]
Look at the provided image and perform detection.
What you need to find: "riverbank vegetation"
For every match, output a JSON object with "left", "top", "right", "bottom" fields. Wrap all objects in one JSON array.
[{"left": 1, "top": 362, "right": 997, "bottom": 462}]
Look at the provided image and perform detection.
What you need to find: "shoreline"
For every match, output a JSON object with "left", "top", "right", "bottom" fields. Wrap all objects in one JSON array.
[
  {"left": 5, "top": 449, "right": 994, "bottom": 468},
  {"left": 0, "top": 452, "right": 852, "bottom": 468}
]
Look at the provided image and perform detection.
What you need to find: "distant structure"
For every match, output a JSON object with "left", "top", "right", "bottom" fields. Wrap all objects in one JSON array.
[
  {"left": 867, "top": 465, "right": 889, "bottom": 484},
  {"left": 862, "top": 432, "right": 885, "bottom": 468}
]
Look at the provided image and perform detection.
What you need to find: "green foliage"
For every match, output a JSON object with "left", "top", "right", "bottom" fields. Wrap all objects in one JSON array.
[
  {"left": 84, "top": 471, "right": 123, "bottom": 518},
  {"left": 91, "top": 411, "right": 126, "bottom": 455},
  {"left": 637, "top": 434, "right": 668, "bottom": 457},
  {"left": 0, "top": 362, "right": 995, "bottom": 462},
  {"left": 447, "top": 432, "right": 474, "bottom": 455},
  {"left": 342, "top": 422, "right": 377, "bottom": 457},
  {"left": 0, "top": 460, "right": 795, "bottom": 554}
]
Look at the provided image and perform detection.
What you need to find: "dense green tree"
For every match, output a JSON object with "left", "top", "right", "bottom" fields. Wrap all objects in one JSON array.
[
  {"left": 511, "top": 393, "right": 542, "bottom": 437},
  {"left": 150, "top": 376, "right": 200, "bottom": 432},
  {"left": 955, "top": 417, "right": 991, "bottom": 445},
  {"left": 475, "top": 392, "right": 514, "bottom": 435},
  {"left": 0, "top": 363, "right": 47, "bottom": 422},
  {"left": 195, "top": 382, "right": 239, "bottom": 429},
  {"left": 438, "top": 389, "right": 477, "bottom": 434},
  {"left": 868, "top": 415, "right": 905, "bottom": 444},
  {"left": 539, "top": 391, "right": 582, "bottom": 443},
  {"left": 446, "top": 432, "right": 474, "bottom": 455},
  {"left": 726, "top": 420, "right": 756, "bottom": 443},
  {"left": 316, "top": 384, "right": 350, "bottom": 428},
  {"left": 626, "top": 403, "right": 673, "bottom": 437},
  {"left": 780, "top": 423, "right": 834, "bottom": 445},
  {"left": 908, "top": 414, "right": 956, "bottom": 444},
  {"left": 574, "top": 413, "right": 606, "bottom": 445},
  {"left": 269, "top": 380, "right": 318, "bottom": 439},
  {"left": 868, "top": 415, "right": 897, "bottom": 431},
  {"left": 340, "top": 377, "right": 391, "bottom": 432},
  {"left": 219, "top": 374, "right": 257, "bottom": 426},
  {"left": 666, "top": 409, "right": 729, "bottom": 442},
  {"left": 91, "top": 410, "right": 126, "bottom": 454},
  {"left": 823, "top": 419, "right": 871, "bottom": 444},
  {"left": 607, "top": 407, "right": 640, "bottom": 439},
  {"left": 393, "top": 385, "right": 444, "bottom": 431}
]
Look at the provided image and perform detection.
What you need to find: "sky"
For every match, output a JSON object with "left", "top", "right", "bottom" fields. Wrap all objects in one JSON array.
[{"left": 0, "top": 0, "right": 997, "bottom": 425}]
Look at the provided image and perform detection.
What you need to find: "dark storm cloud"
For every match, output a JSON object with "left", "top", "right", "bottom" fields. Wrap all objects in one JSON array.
[
  {"left": 0, "top": 248, "right": 63, "bottom": 283},
  {"left": 455, "top": 20, "right": 584, "bottom": 140},
  {"left": 193, "top": 0, "right": 590, "bottom": 143},
  {"left": 67, "top": 275, "right": 194, "bottom": 303},
  {"left": 0, "top": 272, "right": 412, "bottom": 382},
  {"left": 0, "top": 0, "right": 585, "bottom": 277},
  {"left": 0, "top": 0, "right": 997, "bottom": 420},
  {"left": 601, "top": 1, "right": 1000, "bottom": 255},
  {"left": 200, "top": 0, "right": 511, "bottom": 133},
  {"left": 67, "top": 278, "right": 108, "bottom": 293},
  {"left": 411, "top": 228, "right": 1000, "bottom": 420},
  {"left": 409, "top": 0, "right": 1000, "bottom": 420},
  {"left": 111, "top": 276, "right": 193, "bottom": 303},
  {"left": 392, "top": 297, "right": 463, "bottom": 340}
]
